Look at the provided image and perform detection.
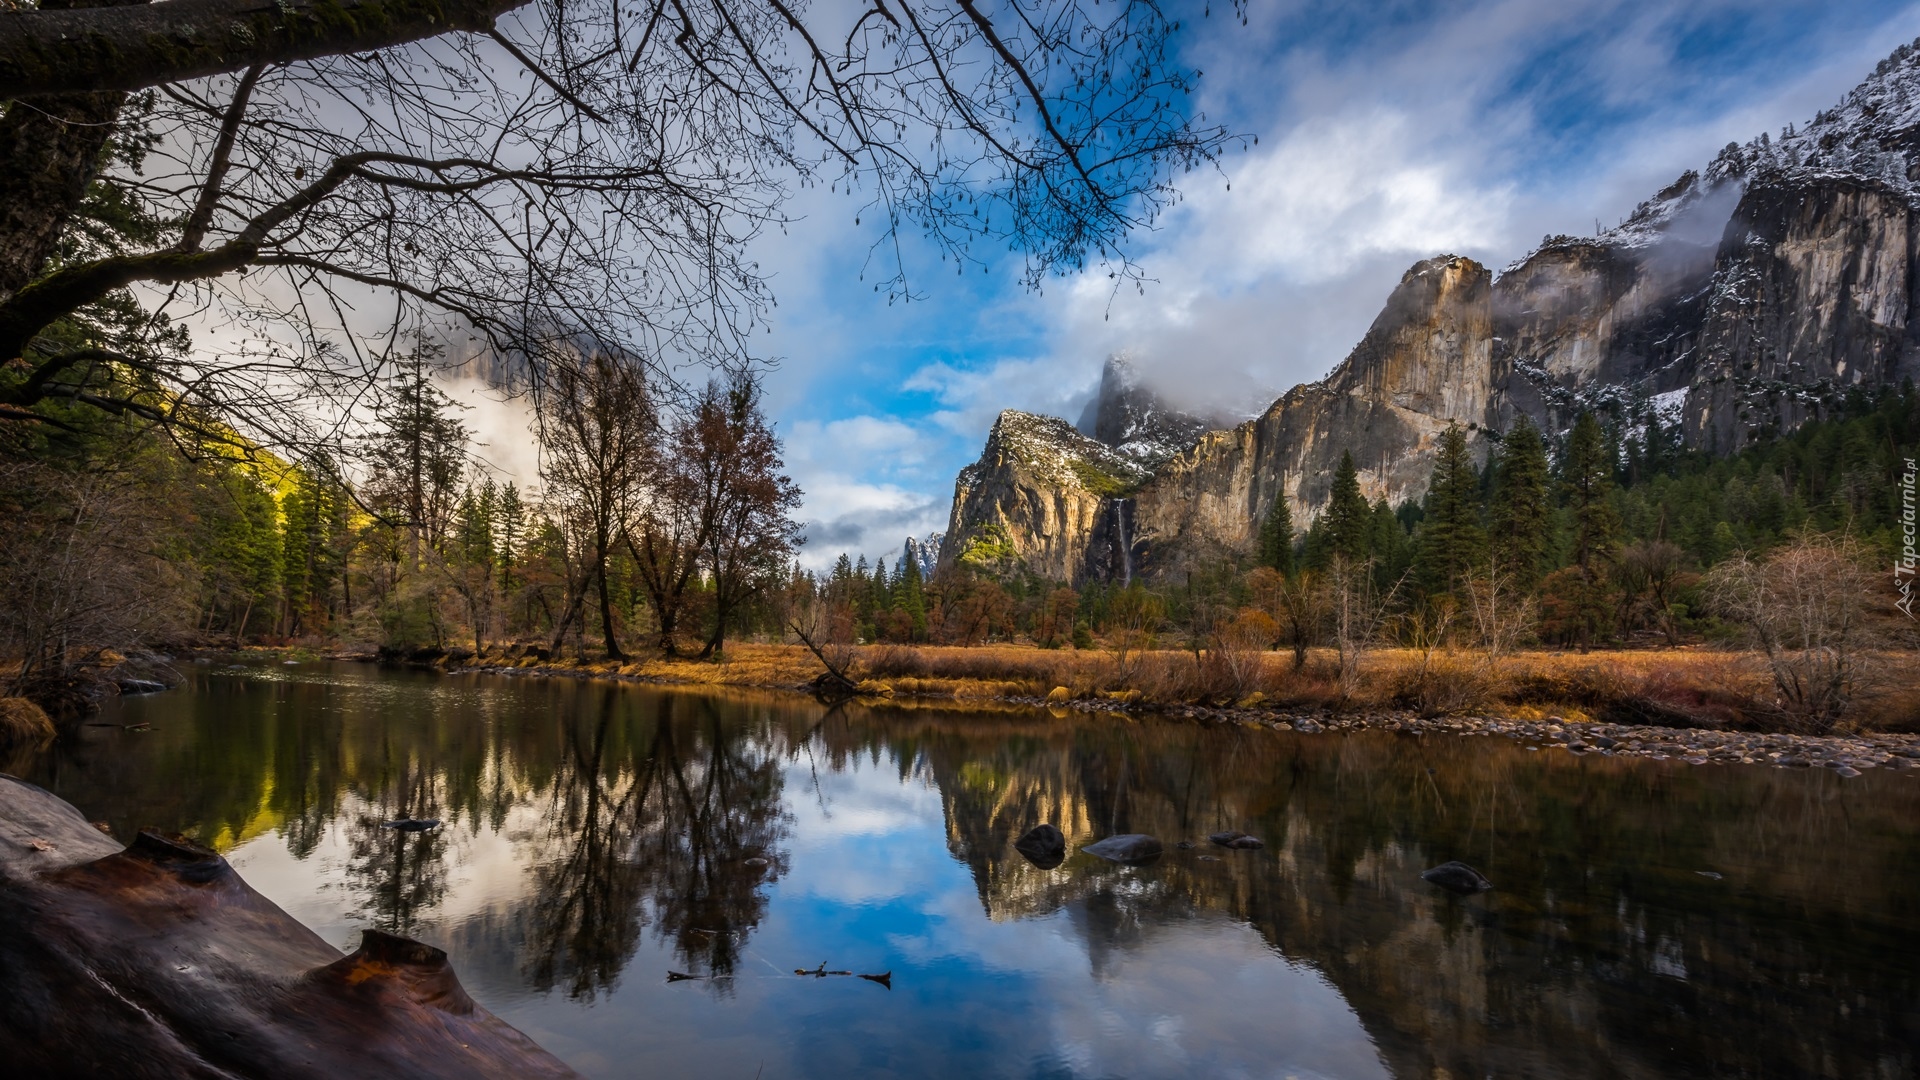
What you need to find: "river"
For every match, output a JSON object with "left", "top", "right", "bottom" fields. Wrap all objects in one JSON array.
[{"left": 15, "top": 660, "right": 1918, "bottom": 1079}]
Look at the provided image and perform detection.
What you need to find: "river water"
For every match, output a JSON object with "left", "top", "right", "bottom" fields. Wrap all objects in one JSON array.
[{"left": 16, "top": 661, "right": 1919, "bottom": 1079}]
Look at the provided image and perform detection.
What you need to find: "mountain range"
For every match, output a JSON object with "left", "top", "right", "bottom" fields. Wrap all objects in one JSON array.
[{"left": 938, "top": 36, "right": 1920, "bottom": 584}]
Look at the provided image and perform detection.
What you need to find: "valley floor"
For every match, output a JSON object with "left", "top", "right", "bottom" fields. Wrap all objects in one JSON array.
[{"left": 304, "top": 640, "right": 1920, "bottom": 773}]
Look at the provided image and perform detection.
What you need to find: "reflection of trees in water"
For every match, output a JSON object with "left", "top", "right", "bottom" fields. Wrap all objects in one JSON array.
[
  {"left": 343, "top": 749, "right": 450, "bottom": 935},
  {"left": 823, "top": 708, "right": 1920, "bottom": 1080},
  {"left": 522, "top": 690, "right": 790, "bottom": 999}
]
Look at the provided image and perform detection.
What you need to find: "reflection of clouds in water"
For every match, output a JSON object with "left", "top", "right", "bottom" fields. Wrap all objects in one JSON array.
[{"left": 774, "top": 745, "right": 1386, "bottom": 1080}]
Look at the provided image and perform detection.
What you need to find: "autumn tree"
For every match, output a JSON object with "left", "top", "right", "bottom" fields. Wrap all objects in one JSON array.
[{"left": 682, "top": 376, "right": 802, "bottom": 658}]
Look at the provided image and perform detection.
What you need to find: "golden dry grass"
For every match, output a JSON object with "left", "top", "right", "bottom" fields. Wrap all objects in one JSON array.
[
  {"left": 0, "top": 696, "right": 55, "bottom": 748},
  {"left": 473, "top": 640, "right": 1917, "bottom": 732}
]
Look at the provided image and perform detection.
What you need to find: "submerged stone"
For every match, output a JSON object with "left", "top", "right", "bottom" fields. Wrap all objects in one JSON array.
[
  {"left": 1081, "top": 834, "right": 1163, "bottom": 865},
  {"left": 1421, "top": 860, "right": 1493, "bottom": 894},
  {"left": 1013, "top": 824, "right": 1066, "bottom": 869}
]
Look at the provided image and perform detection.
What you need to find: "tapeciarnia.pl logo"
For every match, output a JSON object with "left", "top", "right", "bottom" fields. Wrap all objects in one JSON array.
[{"left": 1899, "top": 457, "right": 1917, "bottom": 620}]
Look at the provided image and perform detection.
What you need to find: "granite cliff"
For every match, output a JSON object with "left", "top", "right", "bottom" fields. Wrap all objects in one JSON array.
[{"left": 939, "top": 37, "right": 1920, "bottom": 584}]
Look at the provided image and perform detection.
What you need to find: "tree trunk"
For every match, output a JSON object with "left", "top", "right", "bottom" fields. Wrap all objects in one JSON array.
[
  {"left": 0, "top": 0, "right": 147, "bottom": 308},
  {"left": 595, "top": 555, "right": 624, "bottom": 661}
]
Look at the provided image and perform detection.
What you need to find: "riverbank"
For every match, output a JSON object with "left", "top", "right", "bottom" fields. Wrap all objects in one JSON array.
[{"left": 374, "top": 641, "right": 1920, "bottom": 775}]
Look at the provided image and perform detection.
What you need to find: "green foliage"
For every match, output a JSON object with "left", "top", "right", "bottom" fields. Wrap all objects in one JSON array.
[
  {"left": 1067, "top": 458, "right": 1138, "bottom": 498},
  {"left": 1563, "top": 411, "right": 1621, "bottom": 577},
  {"left": 1490, "top": 415, "right": 1551, "bottom": 588},
  {"left": 957, "top": 523, "right": 1019, "bottom": 569},
  {"left": 1321, "top": 451, "right": 1371, "bottom": 564},
  {"left": 1258, "top": 495, "right": 1294, "bottom": 576},
  {"left": 1412, "top": 423, "right": 1485, "bottom": 596}
]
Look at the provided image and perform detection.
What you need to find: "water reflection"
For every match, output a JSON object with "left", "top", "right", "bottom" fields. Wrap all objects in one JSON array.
[{"left": 23, "top": 663, "right": 1920, "bottom": 1080}]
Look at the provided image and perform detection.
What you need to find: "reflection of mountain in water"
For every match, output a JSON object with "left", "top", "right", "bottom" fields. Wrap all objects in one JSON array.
[
  {"left": 850, "top": 712, "right": 1919, "bottom": 1080},
  {"left": 34, "top": 670, "right": 1919, "bottom": 1078}
]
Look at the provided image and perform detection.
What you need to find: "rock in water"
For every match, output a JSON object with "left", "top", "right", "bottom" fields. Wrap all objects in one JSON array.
[
  {"left": 116, "top": 679, "right": 167, "bottom": 695},
  {"left": 1421, "top": 860, "right": 1493, "bottom": 894},
  {"left": 1081, "top": 834, "right": 1163, "bottom": 865},
  {"left": 381, "top": 818, "right": 442, "bottom": 832},
  {"left": 1208, "top": 830, "right": 1265, "bottom": 849},
  {"left": 1013, "top": 824, "right": 1066, "bottom": 869}
]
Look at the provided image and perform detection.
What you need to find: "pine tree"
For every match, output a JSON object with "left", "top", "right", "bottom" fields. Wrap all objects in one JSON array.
[
  {"left": 1322, "top": 451, "right": 1371, "bottom": 563},
  {"left": 1258, "top": 493, "right": 1295, "bottom": 576},
  {"left": 894, "top": 554, "right": 928, "bottom": 640},
  {"left": 1490, "top": 416, "right": 1551, "bottom": 589},
  {"left": 494, "top": 482, "right": 525, "bottom": 598},
  {"left": 871, "top": 558, "right": 891, "bottom": 612},
  {"left": 1412, "top": 423, "right": 1485, "bottom": 596},
  {"left": 1564, "top": 411, "right": 1621, "bottom": 576}
]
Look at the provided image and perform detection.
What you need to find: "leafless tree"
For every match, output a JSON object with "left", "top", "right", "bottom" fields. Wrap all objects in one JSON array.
[
  {"left": 1276, "top": 570, "right": 1328, "bottom": 671},
  {"left": 1327, "top": 554, "right": 1402, "bottom": 700},
  {"left": 0, "top": 0, "right": 1244, "bottom": 455},
  {"left": 1704, "top": 530, "right": 1885, "bottom": 733},
  {"left": 0, "top": 452, "right": 190, "bottom": 711},
  {"left": 536, "top": 349, "right": 653, "bottom": 659},
  {"left": 1463, "top": 555, "right": 1534, "bottom": 660}
]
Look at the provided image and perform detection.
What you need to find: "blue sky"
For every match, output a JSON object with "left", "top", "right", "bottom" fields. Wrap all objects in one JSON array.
[{"left": 455, "top": 0, "right": 1920, "bottom": 571}]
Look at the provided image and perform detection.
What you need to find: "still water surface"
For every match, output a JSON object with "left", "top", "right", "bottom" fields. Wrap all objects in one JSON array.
[{"left": 17, "top": 661, "right": 1920, "bottom": 1079}]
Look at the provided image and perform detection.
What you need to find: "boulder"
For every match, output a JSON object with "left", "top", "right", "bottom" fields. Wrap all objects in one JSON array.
[
  {"left": 1013, "top": 823, "right": 1066, "bottom": 869},
  {"left": 0, "top": 776, "right": 575, "bottom": 1078},
  {"left": 1208, "top": 830, "right": 1265, "bottom": 849},
  {"left": 1081, "top": 834, "right": 1163, "bottom": 865},
  {"left": 1421, "top": 860, "right": 1494, "bottom": 895},
  {"left": 1045, "top": 686, "right": 1072, "bottom": 704}
]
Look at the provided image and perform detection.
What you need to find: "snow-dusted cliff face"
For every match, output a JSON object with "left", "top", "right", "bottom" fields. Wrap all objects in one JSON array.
[
  {"left": 1075, "top": 356, "right": 1238, "bottom": 469},
  {"left": 942, "top": 37, "right": 1920, "bottom": 584},
  {"left": 939, "top": 410, "right": 1149, "bottom": 582}
]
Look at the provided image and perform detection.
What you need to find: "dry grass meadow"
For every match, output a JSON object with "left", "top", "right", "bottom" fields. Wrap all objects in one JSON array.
[{"left": 476, "top": 641, "right": 1920, "bottom": 734}]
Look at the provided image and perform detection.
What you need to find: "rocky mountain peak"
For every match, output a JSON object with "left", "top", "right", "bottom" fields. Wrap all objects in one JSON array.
[
  {"left": 1075, "top": 356, "right": 1230, "bottom": 469},
  {"left": 1327, "top": 254, "right": 1493, "bottom": 424},
  {"left": 1707, "top": 35, "right": 1920, "bottom": 193}
]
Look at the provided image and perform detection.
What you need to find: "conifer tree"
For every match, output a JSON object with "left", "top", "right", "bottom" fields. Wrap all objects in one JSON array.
[
  {"left": 1564, "top": 411, "right": 1621, "bottom": 576},
  {"left": 1413, "top": 423, "right": 1485, "bottom": 596},
  {"left": 1258, "top": 494, "right": 1295, "bottom": 576},
  {"left": 1322, "top": 451, "right": 1372, "bottom": 563},
  {"left": 494, "top": 482, "right": 525, "bottom": 598},
  {"left": 1489, "top": 416, "right": 1551, "bottom": 588},
  {"left": 894, "top": 554, "right": 929, "bottom": 641}
]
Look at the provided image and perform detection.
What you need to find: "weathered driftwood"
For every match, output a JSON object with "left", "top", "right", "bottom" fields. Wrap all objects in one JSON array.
[{"left": 0, "top": 774, "right": 578, "bottom": 1079}]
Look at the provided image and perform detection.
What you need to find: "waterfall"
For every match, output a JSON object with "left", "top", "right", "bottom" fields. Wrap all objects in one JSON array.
[{"left": 1114, "top": 499, "right": 1133, "bottom": 587}]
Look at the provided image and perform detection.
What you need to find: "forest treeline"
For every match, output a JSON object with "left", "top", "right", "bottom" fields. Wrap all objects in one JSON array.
[
  {"left": 809, "top": 387, "right": 1919, "bottom": 653},
  {"left": 0, "top": 348, "right": 801, "bottom": 713},
  {"left": 5, "top": 367, "right": 1915, "bottom": 729}
]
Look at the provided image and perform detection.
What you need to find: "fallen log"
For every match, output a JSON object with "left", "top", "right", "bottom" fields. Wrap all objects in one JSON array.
[{"left": 0, "top": 774, "right": 578, "bottom": 1079}]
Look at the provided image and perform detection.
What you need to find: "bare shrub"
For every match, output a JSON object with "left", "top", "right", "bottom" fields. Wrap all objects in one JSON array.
[
  {"left": 1328, "top": 556, "right": 1404, "bottom": 701},
  {"left": 1202, "top": 608, "right": 1279, "bottom": 701},
  {"left": 1104, "top": 586, "right": 1165, "bottom": 685},
  {"left": 1704, "top": 531, "right": 1884, "bottom": 732},
  {"left": 1464, "top": 560, "right": 1536, "bottom": 658}
]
